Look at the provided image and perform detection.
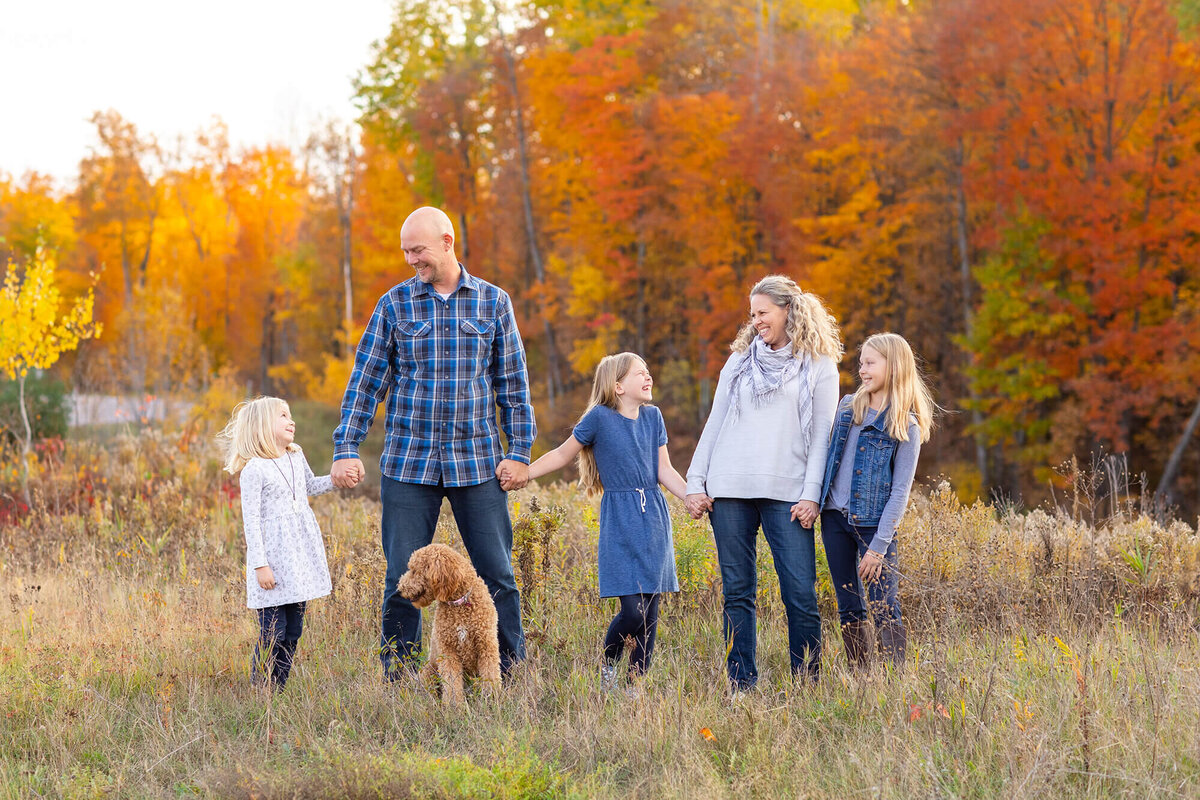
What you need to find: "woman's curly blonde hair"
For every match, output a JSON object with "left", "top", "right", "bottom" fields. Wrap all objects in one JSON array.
[{"left": 730, "top": 275, "right": 843, "bottom": 362}]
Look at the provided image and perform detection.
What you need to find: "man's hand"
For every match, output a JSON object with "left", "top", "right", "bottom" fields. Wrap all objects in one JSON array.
[
  {"left": 332, "top": 458, "right": 365, "bottom": 488},
  {"left": 496, "top": 459, "right": 529, "bottom": 491},
  {"left": 684, "top": 493, "right": 713, "bottom": 519}
]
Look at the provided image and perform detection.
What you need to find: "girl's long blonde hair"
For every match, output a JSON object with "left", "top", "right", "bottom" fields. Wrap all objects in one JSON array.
[
  {"left": 851, "top": 332, "right": 934, "bottom": 443},
  {"left": 730, "top": 275, "right": 843, "bottom": 362},
  {"left": 217, "top": 396, "right": 299, "bottom": 474},
  {"left": 576, "top": 352, "right": 647, "bottom": 495}
]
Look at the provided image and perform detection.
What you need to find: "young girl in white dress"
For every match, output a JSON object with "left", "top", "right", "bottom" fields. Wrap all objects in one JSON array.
[{"left": 218, "top": 396, "right": 340, "bottom": 690}]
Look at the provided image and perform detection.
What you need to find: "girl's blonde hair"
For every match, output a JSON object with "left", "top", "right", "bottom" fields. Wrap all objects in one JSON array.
[
  {"left": 576, "top": 352, "right": 647, "bottom": 495},
  {"left": 851, "top": 332, "right": 934, "bottom": 443},
  {"left": 217, "top": 396, "right": 299, "bottom": 474},
  {"left": 730, "top": 275, "right": 843, "bottom": 362}
]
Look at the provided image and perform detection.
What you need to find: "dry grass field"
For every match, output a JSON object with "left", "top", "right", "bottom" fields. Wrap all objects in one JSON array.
[{"left": 3, "top": 422, "right": 1200, "bottom": 798}]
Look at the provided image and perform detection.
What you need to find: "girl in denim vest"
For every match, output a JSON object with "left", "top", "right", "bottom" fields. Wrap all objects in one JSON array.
[{"left": 818, "top": 333, "right": 933, "bottom": 672}]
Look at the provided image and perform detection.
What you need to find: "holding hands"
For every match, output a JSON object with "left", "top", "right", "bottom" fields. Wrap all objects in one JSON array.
[
  {"left": 495, "top": 459, "right": 530, "bottom": 492},
  {"left": 684, "top": 492, "right": 713, "bottom": 519},
  {"left": 332, "top": 458, "right": 365, "bottom": 489},
  {"left": 790, "top": 499, "right": 819, "bottom": 528}
]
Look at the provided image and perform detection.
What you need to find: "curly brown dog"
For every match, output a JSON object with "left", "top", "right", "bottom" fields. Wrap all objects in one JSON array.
[{"left": 396, "top": 543, "right": 502, "bottom": 704}]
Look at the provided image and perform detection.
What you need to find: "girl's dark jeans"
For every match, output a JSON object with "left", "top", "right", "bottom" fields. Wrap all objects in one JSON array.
[
  {"left": 253, "top": 601, "right": 306, "bottom": 689},
  {"left": 819, "top": 510, "right": 902, "bottom": 628}
]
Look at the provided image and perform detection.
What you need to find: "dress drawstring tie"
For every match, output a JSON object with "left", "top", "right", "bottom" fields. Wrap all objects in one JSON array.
[{"left": 635, "top": 488, "right": 646, "bottom": 513}]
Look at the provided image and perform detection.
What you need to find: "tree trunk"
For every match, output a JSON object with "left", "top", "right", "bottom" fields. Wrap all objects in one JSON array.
[
  {"left": 340, "top": 144, "right": 356, "bottom": 356},
  {"left": 260, "top": 293, "right": 276, "bottom": 394},
  {"left": 952, "top": 141, "right": 990, "bottom": 489},
  {"left": 1156, "top": 394, "right": 1200, "bottom": 503},
  {"left": 498, "top": 38, "right": 562, "bottom": 409},
  {"left": 17, "top": 373, "right": 31, "bottom": 506},
  {"left": 635, "top": 238, "right": 647, "bottom": 357}
]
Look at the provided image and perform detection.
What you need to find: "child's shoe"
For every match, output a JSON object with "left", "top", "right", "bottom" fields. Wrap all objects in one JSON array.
[
  {"left": 599, "top": 661, "right": 620, "bottom": 693},
  {"left": 728, "top": 679, "right": 755, "bottom": 705}
]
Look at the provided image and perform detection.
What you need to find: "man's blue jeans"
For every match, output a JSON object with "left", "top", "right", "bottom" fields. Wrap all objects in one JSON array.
[
  {"left": 710, "top": 498, "right": 821, "bottom": 687},
  {"left": 379, "top": 475, "right": 525, "bottom": 677}
]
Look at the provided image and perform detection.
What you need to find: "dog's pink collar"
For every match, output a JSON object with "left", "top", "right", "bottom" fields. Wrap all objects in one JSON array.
[{"left": 449, "top": 590, "right": 472, "bottom": 607}]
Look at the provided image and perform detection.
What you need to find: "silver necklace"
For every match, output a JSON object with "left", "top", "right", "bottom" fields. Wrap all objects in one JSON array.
[{"left": 271, "top": 452, "right": 305, "bottom": 514}]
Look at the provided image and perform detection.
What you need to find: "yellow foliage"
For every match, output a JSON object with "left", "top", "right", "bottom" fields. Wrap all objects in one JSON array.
[
  {"left": 190, "top": 366, "right": 246, "bottom": 435},
  {"left": 306, "top": 352, "right": 355, "bottom": 407},
  {"left": 0, "top": 245, "right": 102, "bottom": 381}
]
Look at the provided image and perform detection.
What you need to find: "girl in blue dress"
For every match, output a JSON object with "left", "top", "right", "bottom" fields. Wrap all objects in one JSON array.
[{"left": 528, "top": 352, "right": 689, "bottom": 692}]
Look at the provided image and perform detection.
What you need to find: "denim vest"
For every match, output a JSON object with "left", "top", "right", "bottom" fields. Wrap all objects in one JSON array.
[{"left": 819, "top": 399, "right": 900, "bottom": 527}]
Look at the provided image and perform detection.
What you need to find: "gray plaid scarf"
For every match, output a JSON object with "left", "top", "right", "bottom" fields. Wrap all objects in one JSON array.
[{"left": 726, "top": 336, "right": 815, "bottom": 438}]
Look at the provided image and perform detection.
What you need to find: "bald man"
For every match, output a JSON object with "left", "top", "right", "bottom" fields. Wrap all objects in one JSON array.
[{"left": 332, "top": 206, "right": 536, "bottom": 679}]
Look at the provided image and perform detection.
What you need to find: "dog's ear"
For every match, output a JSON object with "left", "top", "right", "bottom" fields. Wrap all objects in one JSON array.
[
  {"left": 425, "top": 546, "right": 453, "bottom": 601},
  {"left": 445, "top": 548, "right": 474, "bottom": 601}
]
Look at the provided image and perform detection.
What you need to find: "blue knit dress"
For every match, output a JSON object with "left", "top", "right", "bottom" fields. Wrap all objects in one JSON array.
[{"left": 573, "top": 404, "right": 679, "bottom": 598}]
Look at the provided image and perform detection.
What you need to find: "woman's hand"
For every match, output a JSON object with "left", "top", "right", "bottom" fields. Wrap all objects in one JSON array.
[
  {"left": 255, "top": 565, "right": 276, "bottom": 590},
  {"left": 684, "top": 493, "right": 713, "bottom": 519},
  {"left": 790, "top": 500, "right": 819, "bottom": 528},
  {"left": 858, "top": 550, "right": 884, "bottom": 583}
]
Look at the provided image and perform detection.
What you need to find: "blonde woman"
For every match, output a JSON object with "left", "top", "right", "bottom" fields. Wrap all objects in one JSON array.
[
  {"left": 819, "top": 333, "right": 934, "bottom": 672},
  {"left": 686, "top": 275, "right": 843, "bottom": 691},
  {"left": 527, "top": 353, "right": 688, "bottom": 693}
]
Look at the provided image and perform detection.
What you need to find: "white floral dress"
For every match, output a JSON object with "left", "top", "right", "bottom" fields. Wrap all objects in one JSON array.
[{"left": 240, "top": 448, "right": 334, "bottom": 609}]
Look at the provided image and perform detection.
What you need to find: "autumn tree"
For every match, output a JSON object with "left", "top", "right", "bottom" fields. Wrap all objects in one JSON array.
[
  {"left": 0, "top": 245, "right": 101, "bottom": 502},
  {"left": 75, "top": 110, "right": 162, "bottom": 392}
]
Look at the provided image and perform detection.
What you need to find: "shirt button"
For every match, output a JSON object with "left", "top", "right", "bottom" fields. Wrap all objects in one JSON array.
[
  {"left": 859, "top": 446, "right": 865, "bottom": 451},
  {"left": 856, "top": 470, "right": 862, "bottom": 475}
]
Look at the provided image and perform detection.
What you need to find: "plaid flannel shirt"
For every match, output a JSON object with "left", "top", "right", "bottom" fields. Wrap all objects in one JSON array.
[{"left": 333, "top": 266, "right": 536, "bottom": 487}]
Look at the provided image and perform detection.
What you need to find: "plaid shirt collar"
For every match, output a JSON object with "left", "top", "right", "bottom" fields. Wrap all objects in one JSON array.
[{"left": 412, "top": 263, "right": 479, "bottom": 299}]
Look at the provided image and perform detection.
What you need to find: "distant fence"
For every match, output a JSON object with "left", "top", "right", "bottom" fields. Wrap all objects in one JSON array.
[{"left": 68, "top": 394, "right": 193, "bottom": 427}]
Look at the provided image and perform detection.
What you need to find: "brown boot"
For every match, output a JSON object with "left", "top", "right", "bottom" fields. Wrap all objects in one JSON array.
[
  {"left": 841, "top": 620, "right": 872, "bottom": 672},
  {"left": 878, "top": 622, "right": 907, "bottom": 671}
]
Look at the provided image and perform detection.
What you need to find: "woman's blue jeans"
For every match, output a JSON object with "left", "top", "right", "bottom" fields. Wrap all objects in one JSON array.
[{"left": 710, "top": 498, "right": 821, "bottom": 687}]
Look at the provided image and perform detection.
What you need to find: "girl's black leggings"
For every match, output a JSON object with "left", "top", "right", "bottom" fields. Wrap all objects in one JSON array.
[{"left": 603, "top": 593, "right": 661, "bottom": 675}]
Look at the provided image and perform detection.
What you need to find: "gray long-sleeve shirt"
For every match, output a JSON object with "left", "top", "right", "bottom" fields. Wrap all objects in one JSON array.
[
  {"left": 687, "top": 351, "right": 839, "bottom": 503},
  {"left": 823, "top": 405, "right": 921, "bottom": 554}
]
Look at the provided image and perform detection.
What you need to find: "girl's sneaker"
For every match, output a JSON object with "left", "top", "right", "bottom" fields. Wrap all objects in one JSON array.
[{"left": 599, "top": 662, "right": 620, "bottom": 693}]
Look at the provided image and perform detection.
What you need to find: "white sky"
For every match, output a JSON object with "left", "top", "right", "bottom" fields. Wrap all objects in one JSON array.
[{"left": 0, "top": 0, "right": 396, "bottom": 188}]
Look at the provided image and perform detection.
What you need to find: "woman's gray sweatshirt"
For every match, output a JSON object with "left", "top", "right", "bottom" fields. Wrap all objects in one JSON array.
[{"left": 687, "top": 350, "right": 839, "bottom": 504}]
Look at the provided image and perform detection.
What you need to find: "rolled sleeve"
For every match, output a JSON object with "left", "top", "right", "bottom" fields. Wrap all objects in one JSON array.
[
  {"left": 333, "top": 297, "right": 394, "bottom": 461},
  {"left": 491, "top": 292, "right": 536, "bottom": 463}
]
